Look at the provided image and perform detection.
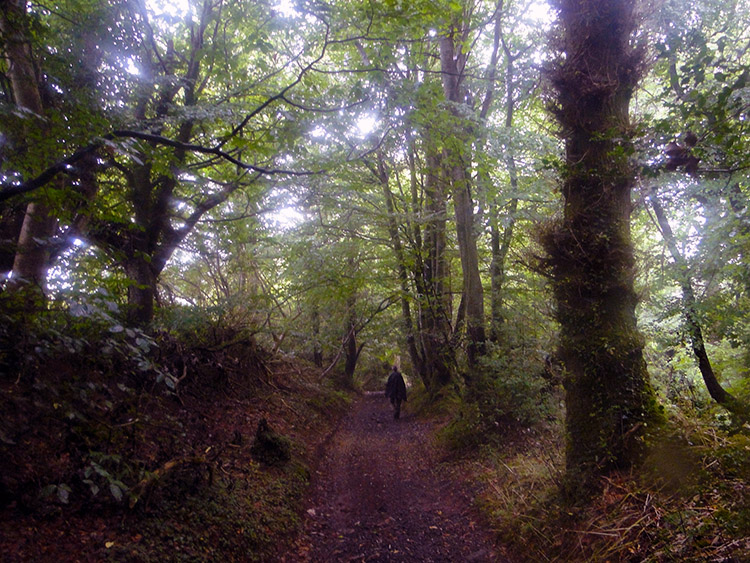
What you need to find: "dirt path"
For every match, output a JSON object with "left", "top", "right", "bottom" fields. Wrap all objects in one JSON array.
[{"left": 283, "top": 392, "right": 506, "bottom": 562}]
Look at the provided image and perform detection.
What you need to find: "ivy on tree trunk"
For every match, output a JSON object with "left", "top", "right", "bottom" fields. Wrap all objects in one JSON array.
[{"left": 544, "top": 0, "right": 660, "bottom": 498}]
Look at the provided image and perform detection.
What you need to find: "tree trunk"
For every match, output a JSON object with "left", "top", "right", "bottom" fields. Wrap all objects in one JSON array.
[
  {"left": 489, "top": 31, "right": 520, "bottom": 342},
  {"left": 489, "top": 195, "right": 517, "bottom": 341},
  {"left": 125, "top": 252, "right": 158, "bottom": 327},
  {"left": 1, "top": 0, "right": 57, "bottom": 296},
  {"left": 407, "top": 140, "right": 430, "bottom": 385},
  {"left": 311, "top": 305, "right": 323, "bottom": 368},
  {"left": 0, "top": 205, "right": 26, "bottom": 275},
  {"left": 544, "top": 0, "right": 659, "bottom": 498},
  {"left": 419, "top": 149, "right": 455, "bottom": 391},
  {"left": 649, "top": 193, "right": 749, "bottom": 420},
  {"left": 10, "top": 201, "right": 57, "bottom": 293},
  {"left": 377, "top": 151, "right": 424, "bottom": 379},
  {"left": 343, "top": 328, "right": 358, "bottom": 386},
  {"left": 449, "top": 161, "right": 486, "bottom": 366},
  {"left": 439, "top": 26, "right": 486, "bottom": 367},
  {"left": 343, "top": 294, "right": 358, "bottom": 388},
  {"left": 82, "top": 6, "right": 212, "bottom": 327}
]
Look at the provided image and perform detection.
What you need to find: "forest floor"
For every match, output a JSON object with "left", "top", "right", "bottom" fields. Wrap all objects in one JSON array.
[
  {"left": 1, "top": 347, "right": 511, "bottom": 562},
  {"left": 281, "top": 392, "right": 508, "bottom": 562},
  {"left": 6, "top": 339, "right": 748, "bottom": 562},
  {"left": 0, "top": 350, "right": 354, "bottom": 562}
]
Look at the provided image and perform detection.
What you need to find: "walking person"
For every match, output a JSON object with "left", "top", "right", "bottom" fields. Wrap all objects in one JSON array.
[{"left": 385, "top": 365, "right": 407, "bottom": 419}]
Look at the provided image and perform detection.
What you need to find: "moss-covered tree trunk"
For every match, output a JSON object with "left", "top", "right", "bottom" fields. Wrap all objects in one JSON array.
[{"left": 545, "top": 0, "right": 659, "bottom": 497}]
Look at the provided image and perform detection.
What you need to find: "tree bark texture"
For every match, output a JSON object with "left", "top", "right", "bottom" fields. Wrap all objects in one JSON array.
[
  {"left": 544, "top": 0, "right": 659, "bottom": 496},
  {"left": 342, "top": 287, "right": 359, "bottom": 387},
  {"left": 419, "top": 149, "right": 455, "bottom": 391},
  {"left": 125, "top": 252, "right": 158, "bottom": 327},
  {"left": 120, "top": 160, "right": 165, "bottom": 327}
]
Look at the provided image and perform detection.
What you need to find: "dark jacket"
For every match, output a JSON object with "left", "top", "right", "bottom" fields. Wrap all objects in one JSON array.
[{"left": 385, "top": 369, "right": 407, "bottom": 402}]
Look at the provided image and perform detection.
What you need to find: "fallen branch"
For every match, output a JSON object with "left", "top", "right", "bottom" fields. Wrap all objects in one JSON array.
[{"left": 128, "top": 455, "right": 213, "bottom": 509}]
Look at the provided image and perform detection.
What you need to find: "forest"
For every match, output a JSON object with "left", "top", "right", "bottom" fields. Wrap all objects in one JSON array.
[{"left": 1, "top": 0, "right": 750, "bottom": 560}]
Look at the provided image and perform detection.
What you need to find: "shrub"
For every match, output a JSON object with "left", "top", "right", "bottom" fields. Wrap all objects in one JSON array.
[{"left": 440, "top": 344, "right": 557, "bottom": 451}]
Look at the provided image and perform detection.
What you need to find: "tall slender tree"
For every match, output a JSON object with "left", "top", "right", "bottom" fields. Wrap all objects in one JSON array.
[
  {"left": 438, "top": 4, "right": 486, "bottom": 368},
  {"left": 648, "top": 190, "right": 749, "bottom": 420}
]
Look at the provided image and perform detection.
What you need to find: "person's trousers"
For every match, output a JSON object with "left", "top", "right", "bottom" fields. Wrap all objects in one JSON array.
[{"left": 391, "top": 398, "right": 402, "bottom": 419}]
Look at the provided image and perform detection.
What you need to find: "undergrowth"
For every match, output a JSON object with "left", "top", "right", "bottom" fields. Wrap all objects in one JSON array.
[
  {"left": 110, "top": 461, "right": 311, "bottom": 561},
  {"left": 0, "top": 297, "right": 354, "bottom": 561},
  {"left": 437, "top": 345, "right": 559, "bottom": 453},
  {"left": 429, "top": 341, "right": 750, "bottom": 561},
  {"left": 467, "top": 408, "right": 750, "bottom": 562},
  {"left": 408, "top": 380, "right": 463, "bottom": 419}
]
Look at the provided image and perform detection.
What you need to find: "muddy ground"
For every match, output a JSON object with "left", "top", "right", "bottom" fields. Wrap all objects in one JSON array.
[{"left": 282, "top": 392, "right": 508, "bottom": 562}]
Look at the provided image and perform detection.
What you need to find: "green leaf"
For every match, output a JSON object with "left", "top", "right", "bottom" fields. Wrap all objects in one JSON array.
[
  {"left": 109, "top": 483, "right": 123, "bottom": 502},
  {"left": 57, "top": 484, "right": 71, "bottom": 504},
  {"left": 83, "top": 479, "right": 100, "bottom": 497}
]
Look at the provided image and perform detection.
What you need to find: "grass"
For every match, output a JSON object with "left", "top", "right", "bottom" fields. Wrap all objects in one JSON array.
[{"left": 408, "top": 380, "right": 463, "bottom": 420}]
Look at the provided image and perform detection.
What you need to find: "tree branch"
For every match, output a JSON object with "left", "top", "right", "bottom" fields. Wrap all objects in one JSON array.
[
  {"left": 111, "top": 130, "right": 317, "bottom": 175},
  {"left": 0, "top": 142, "right": 103, "bottom": 202},
  {"left": 0, "top": 129, "right": 318, "bottom": 203}
]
